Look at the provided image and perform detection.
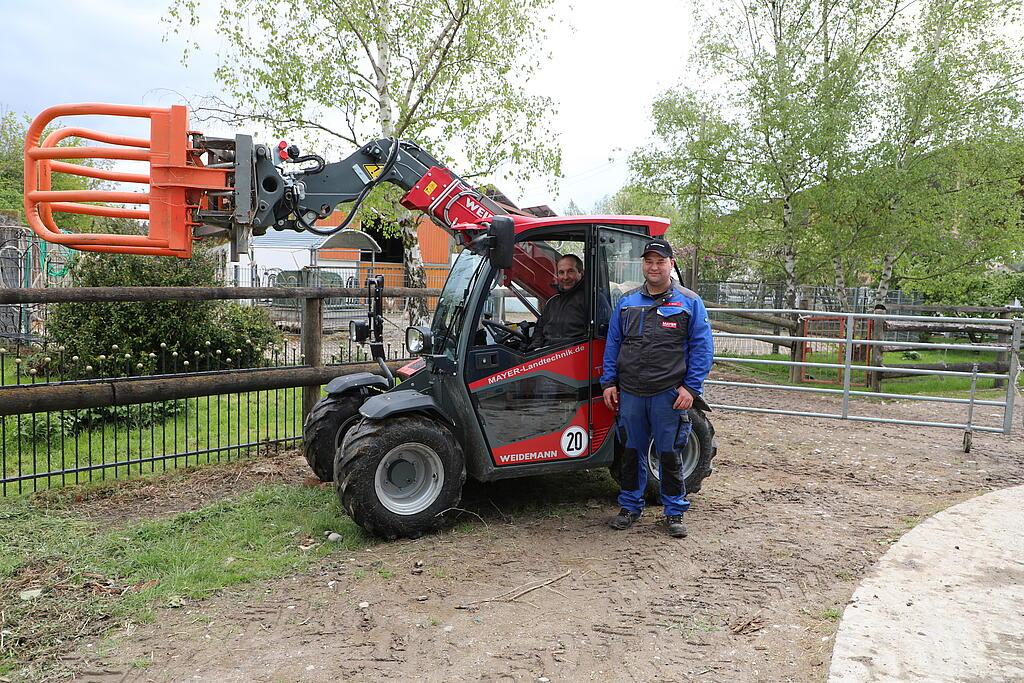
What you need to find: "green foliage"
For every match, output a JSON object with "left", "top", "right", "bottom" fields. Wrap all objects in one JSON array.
[
  {"left": 204, "top": 303, "right": 283, "bottom": 366},
  {"left": 45, "top": 247, "right": 282, "bottom": 368},
  {"left": 4, "top": 402, "right": 187, "bottom": 443},
  {"left": 165, "top": 0, "right": 561, "bottom": 220},
  {"left": 630, "top": 0, "right": 1024, "bottom": 300},
  {"left": 903, "top": 270, "right": 1024, "bottom": 307}
]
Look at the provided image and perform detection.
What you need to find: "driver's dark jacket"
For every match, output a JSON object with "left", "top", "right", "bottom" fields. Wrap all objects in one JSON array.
[{"left": 528, "top": 279, "right": 588, "bottom": 350}]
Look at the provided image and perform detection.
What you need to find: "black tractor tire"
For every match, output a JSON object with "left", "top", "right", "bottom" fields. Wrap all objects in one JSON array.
[
  {"left": 302, "top": 392, "right": 367, "bottom": 482},
  {"left": 610, "top": 408, "right": 716, "bottom": 501},
  {"left": 335, "top": 414, "right": 466, "bottom": 540}
]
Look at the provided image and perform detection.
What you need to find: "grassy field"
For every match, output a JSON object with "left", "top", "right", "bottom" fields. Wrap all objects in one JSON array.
[{"left": 0, "top": 479, "right": 372, "bottom": 678}]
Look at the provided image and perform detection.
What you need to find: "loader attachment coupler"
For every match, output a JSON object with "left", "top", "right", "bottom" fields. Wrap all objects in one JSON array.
[{"left": 23, "top": 103, "right": 242, "bottom": 258}]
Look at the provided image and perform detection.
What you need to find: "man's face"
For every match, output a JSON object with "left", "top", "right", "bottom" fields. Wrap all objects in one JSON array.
[
  {"left": 642, "top": 252, "right": 673, "bottom": 291},
  {"left": 556, "top": 257, "right": 582, "bottom": 291}
]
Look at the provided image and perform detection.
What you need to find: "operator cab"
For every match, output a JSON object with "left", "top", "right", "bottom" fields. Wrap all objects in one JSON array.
[{"left": 412, "top": 215, "right": 673, "bottom": 477}]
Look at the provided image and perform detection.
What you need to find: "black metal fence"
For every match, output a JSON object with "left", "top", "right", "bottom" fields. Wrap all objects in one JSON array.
[{"left": 0, "top": 286, "right": 436, "bottom": 495}]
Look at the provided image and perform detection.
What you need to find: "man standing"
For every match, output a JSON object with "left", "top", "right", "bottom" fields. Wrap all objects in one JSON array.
[
  {"left": 600, "top": 238, "right": 714, "bottom": 538},
  {"left": 528, "top": 254, "right": 588, "bottom": 350}
]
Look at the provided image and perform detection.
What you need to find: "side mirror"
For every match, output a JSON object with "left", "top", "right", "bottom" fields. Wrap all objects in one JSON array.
[
  {"left": 406, "top": 325, "right": 433, "bottom": 355},
  {"left": 488, "top": 216, "right": 515, "bottom": 270}
]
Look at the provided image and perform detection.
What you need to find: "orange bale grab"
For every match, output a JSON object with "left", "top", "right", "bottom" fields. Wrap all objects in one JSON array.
[{"left": 23, "top": 103, "right": 231, "bottom": 258}]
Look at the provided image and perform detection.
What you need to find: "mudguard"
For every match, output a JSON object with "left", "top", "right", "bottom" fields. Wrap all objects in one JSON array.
[
  {"left": 358, "top": 390, "right": 449, "bottom": 422},
  {"left": 325, "top": 372, "right": 389, "bottom": 396}
]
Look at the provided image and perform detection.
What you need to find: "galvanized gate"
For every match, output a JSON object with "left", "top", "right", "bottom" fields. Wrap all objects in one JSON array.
[{"left": 707, "top": 308, "right": 1021, "bottom": 451}]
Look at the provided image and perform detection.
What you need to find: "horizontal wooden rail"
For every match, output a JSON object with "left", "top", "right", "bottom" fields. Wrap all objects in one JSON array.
[
  {"left": 880, "top": 361, "right": 1009, "bottom": 380},
  {"left": 0, "top": 286, "right": 443, "bottom": 305},
  {"left": 885, "top": 320, "right": 1011, "bottom": 334},
  {"left": 0, "top": 360, "right": 405, "bottom": 416},
  {"left": 711, "top": 321, "right": 794, "bottom": 348},
  {"left": 705, "top": 302, "right": 799, "bottom": 331}
]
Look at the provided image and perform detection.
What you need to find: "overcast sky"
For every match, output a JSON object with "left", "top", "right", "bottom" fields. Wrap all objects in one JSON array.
[{"left": 2, "top": 0, "right": 694, "bottom": 213}]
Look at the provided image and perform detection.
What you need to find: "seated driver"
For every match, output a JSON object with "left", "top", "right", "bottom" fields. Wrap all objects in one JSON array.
[{"left": 528, "top": 254, "right": 589, "bottom": 351}]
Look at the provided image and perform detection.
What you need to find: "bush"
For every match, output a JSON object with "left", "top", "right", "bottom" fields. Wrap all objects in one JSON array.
[
  {"left": 45, "top": 246, "right": 282, "bottom": 370},
  {"left": 204, "top": 303, "right": 283, "bottom": 367}
]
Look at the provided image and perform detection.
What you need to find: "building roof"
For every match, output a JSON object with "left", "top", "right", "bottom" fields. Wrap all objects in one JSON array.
[
  {"left": 251, "top": 228, "right": 380, "bottom": 252},
  {"left": 251, "top": 230, "right": 323, "bottom": 250}
]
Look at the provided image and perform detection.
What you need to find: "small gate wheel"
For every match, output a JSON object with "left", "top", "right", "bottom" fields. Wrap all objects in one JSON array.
[{"left": 963, "top": 431, "right": 972, "bottom": 453}]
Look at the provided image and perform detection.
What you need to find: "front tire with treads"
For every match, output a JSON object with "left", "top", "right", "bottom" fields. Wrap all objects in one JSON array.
[
  {"left": 336, "top": 414, "right": 466, "bottom": 539},
  {"left": 302, "top": 393, "right": 366, "bottom": 482}
]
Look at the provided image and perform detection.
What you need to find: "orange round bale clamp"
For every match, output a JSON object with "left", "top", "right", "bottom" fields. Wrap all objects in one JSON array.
[{"left": 23, "top": 103, "right": 231, "bottom": 258}]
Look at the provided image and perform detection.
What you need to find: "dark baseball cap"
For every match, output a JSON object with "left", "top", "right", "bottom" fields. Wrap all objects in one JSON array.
[{"left": 642, "top": 238, "right": 673, "bottom": 259}]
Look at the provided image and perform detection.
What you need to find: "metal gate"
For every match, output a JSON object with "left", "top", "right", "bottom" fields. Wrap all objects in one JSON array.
[{"left": 707, "top": 308, "right": 1021, "bottom": 451}]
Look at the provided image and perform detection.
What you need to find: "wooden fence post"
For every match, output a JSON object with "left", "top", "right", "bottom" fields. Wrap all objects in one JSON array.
[
  {"left": 788, "top": 316, "right": 804, "bottom": 383},
  {"left": 302, "top": 294, "right": 323, "bottom": 421}
]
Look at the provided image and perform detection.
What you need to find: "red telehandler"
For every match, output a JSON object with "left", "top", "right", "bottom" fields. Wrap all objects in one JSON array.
[{"left": 24, "top": 103, "right": 716, "bottom": 538}]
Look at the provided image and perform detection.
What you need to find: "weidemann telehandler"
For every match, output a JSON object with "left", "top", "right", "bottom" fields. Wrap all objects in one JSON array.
[{"left": 23, "top": 103, "right": 716, "bottom": 538}]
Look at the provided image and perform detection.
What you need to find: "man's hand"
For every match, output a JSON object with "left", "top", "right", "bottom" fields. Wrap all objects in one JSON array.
[
  {"left": 673, "top": 386, "right": 694, "bottom": 411},
  {"left": 603, "top": 386, "right": 619, "bottom": 412}
]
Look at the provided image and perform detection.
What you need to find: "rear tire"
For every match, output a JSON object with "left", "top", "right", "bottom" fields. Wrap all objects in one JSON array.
[
  {"left": 336, "top": 414, "right": 466, "bottom": 539},
  {"left": 610, "top": 408, "right": 716, "bottom": 500},
  {"left": 302, "top": 392, "right": 367, "bottom": 482}
]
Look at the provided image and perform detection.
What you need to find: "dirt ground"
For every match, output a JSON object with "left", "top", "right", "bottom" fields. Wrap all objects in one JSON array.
[{"left": 60, "top": 378, "right": 1024, "bottom": 683}]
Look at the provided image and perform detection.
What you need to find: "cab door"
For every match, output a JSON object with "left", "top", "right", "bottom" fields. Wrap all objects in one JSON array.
[
  {"left": 589, "top": 226, "right": 656, "bottom": 458},
  {"left": 462, "top": 230, "right": 596, "bottom": 468}
]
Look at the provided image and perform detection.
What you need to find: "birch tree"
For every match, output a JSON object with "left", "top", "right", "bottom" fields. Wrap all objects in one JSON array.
[
  {"left": 168, "top": 0, "right": 561, "bottom": 323},
  {"left": 634, "top": 0, "right": 905, "bottom": 306},
  {"left": 862, "top": 0, "right": 1024, "bottom": 304}
]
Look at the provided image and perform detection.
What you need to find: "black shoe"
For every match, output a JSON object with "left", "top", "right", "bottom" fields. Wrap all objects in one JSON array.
[
  {"left": 665, "top": 515, "right": 688, "bottom": 538},
  {"left": 609, "top": 508, "right": 641, "bottom": 530}
]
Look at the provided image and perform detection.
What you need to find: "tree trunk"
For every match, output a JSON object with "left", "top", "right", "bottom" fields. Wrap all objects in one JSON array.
[
  {"left": 781, "top": 199, "right": 803, "bottom": 381},
  {"left": 373, "top": 6, "right": 428, "bottom": 326},
  {"left": 832, "top": 256, "right": 848, "bottom": 312},
  {"left": 400, "top": 208, "right": 430, "bottom": 326},
  {"left": 873, "top": 252, "right": 897, "bottom": 307}
]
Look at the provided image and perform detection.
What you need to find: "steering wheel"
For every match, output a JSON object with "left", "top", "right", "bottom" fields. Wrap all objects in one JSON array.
[{"left": 482, "top": 318, "right": 528, "bottom": 346}]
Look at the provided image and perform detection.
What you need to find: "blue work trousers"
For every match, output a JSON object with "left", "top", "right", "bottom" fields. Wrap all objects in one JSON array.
[{"left": 617, "top": 388, "right": 691, "bottom": 517}]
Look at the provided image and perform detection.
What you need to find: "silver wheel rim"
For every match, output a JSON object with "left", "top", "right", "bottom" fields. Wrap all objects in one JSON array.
[
  {"left": 647, "top": 434, "right": 699, "bottom": 484},
  {"left": 374, "top": 443, "right": 445, "bottom": 515}
]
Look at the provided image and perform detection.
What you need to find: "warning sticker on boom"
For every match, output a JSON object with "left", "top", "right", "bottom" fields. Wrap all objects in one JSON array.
[{"left": 363, "top": 164, "right": 384, "bottom": 179}]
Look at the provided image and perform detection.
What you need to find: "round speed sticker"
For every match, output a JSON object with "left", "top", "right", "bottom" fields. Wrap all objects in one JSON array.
[{"left": 560, "top": 425, "right": 588, "bottom": 458}]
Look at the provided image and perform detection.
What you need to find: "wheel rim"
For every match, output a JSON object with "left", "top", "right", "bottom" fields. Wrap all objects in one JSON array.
[
  {"left": 647, "top": 434, "right": 700, "bottom": 484},
  {"left": 374, "top": 443, "right": 445, "bottom": 515}
]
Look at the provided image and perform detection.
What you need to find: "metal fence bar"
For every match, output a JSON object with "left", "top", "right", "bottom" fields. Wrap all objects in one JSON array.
[
  {"left": 710, "top": 307, "right": 1019, "bottom": 326},
  {"left": 705, "top": 379, "right": 1007, "bottom": 406},
  {"left": 713, "top": 332, "right": 1007, "bottom": 353},
  {"left": 1005, "top": 318, "right": 1021, "bottom": 434},
  {"left": 709, "top": 403, "right": 1007, "bottom": 433},
  {"left": 715, "top": 356, "right": 1007, "bottom": 379},
  {"left": 841, "top": 314, "right": 855, "bottom": 419}
]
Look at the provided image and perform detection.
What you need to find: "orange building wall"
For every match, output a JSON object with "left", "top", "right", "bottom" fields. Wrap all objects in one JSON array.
[{"left": 315, "top": 213, "right": 452, "bottom": 266}]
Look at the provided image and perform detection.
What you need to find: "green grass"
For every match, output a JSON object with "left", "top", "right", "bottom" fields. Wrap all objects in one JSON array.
[
  {"left": 821, "top": 607, "right": 842, "bottom": 621},
  {"left": 3, "top": 388, "right": 303, "bottom": 493},
  {"left": 0, "top": 485, "right": 372, "bottom": 676}
]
